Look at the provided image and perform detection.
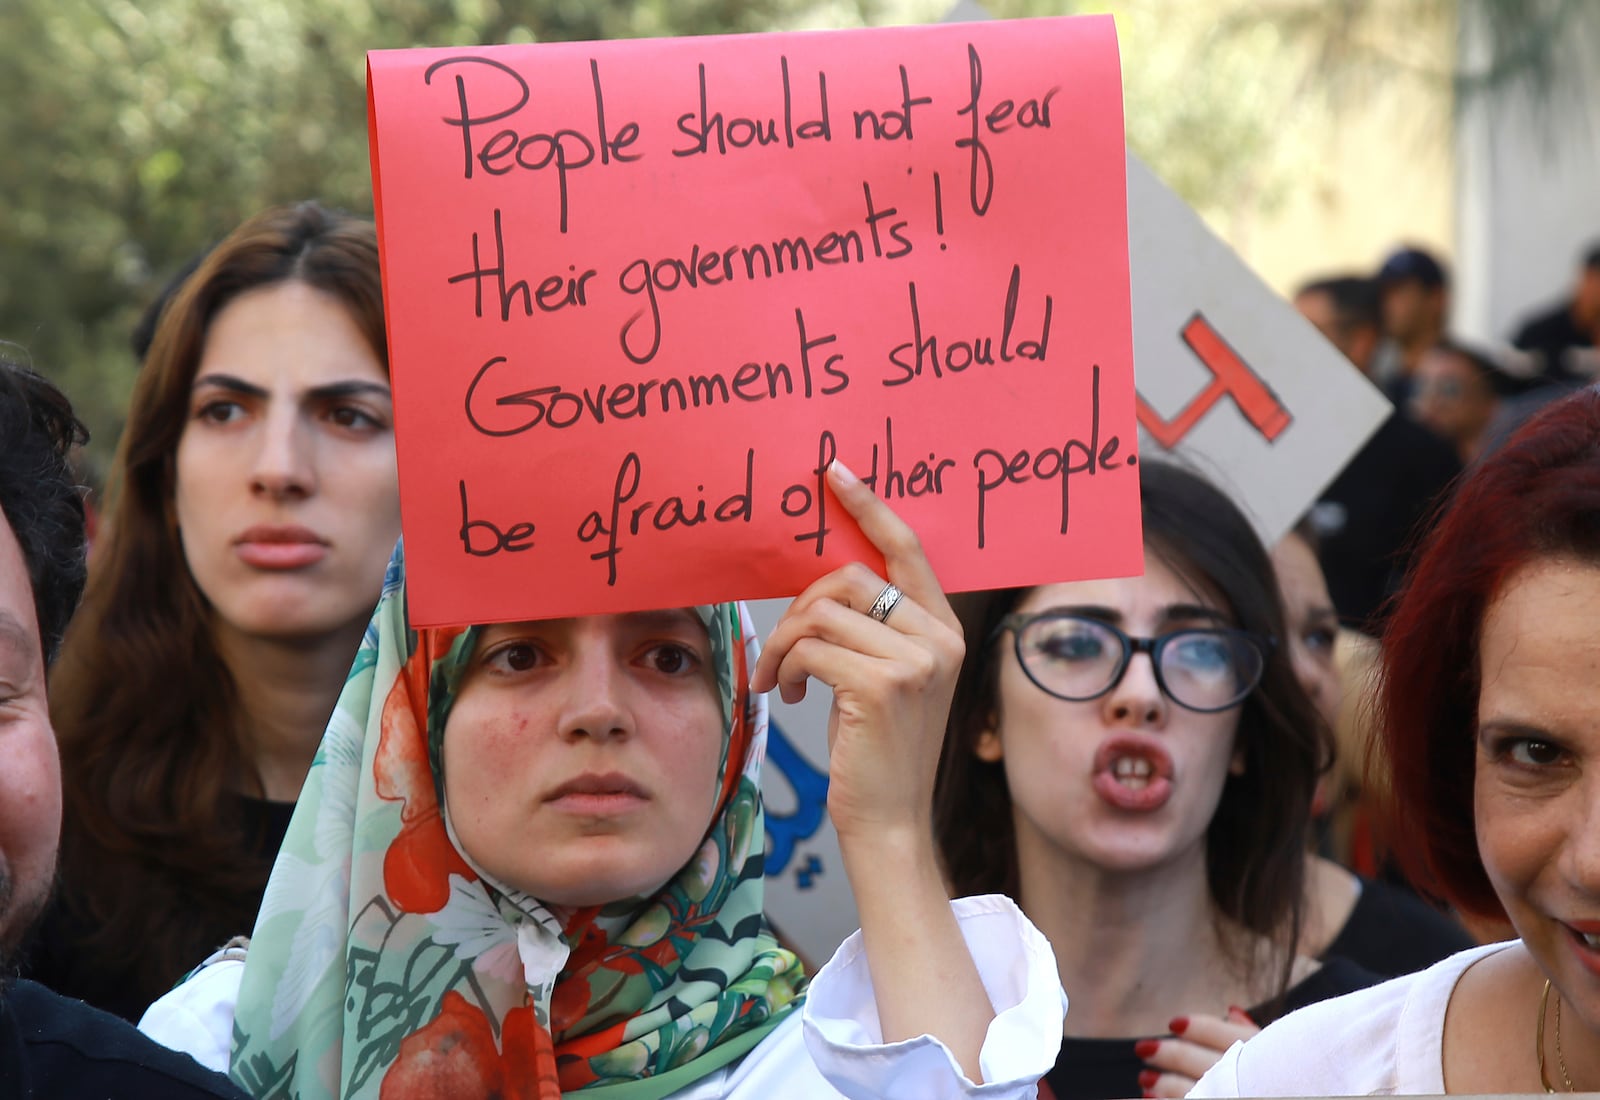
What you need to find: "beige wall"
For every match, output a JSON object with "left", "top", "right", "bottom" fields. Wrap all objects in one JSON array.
[
  {"left": 1137, "top": 0, "right": 1460, "bottom": 299},
  {"left": 1223, "top": 93, "right": 1455, "bottom": 298}
]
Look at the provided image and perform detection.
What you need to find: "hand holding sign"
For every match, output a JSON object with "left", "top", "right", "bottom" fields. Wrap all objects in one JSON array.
[
  {"left": 752, "top": 460, "right": 963, "bottom": 845},
  {"left": 751, "top": 458, "right": 989, "bottom": 1077},
  {"left": 368, "top": 16, "right": 1139, "bottom": 627}
]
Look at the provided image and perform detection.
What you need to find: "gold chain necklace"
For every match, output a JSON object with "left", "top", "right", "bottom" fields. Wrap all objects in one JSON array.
[{"left": 1537, "top": 979, "right": 1576, "bottom": 1093}]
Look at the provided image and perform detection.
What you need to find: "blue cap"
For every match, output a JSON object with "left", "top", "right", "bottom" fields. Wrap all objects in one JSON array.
[{"left": 1377, "top": 247, "right": 1447, "bottom": 288}]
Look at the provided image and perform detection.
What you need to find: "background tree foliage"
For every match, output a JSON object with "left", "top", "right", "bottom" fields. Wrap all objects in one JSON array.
[
  {"left": 0, "top": 0, "right": 833, "bottom": 474},
  {"left": 975, "top": 0, "right": 1598, "bottom": 226},
  {"left": 4, "top": 0, "right": 1590, "bottom": 473}
]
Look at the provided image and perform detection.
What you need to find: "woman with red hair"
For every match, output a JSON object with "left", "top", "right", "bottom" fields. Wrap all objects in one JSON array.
[{"left": 1194, "top": 386, "right": 1600, "bottom": 1094}]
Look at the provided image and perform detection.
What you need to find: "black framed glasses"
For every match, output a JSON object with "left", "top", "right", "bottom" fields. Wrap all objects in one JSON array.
[{"left": 992, "top": 611, "right": 1272, "bottom": 713}]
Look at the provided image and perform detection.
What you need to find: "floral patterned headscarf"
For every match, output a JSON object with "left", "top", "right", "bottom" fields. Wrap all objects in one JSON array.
[{"left": 227, "top": 543, "right": 805, "bottom": 1099}]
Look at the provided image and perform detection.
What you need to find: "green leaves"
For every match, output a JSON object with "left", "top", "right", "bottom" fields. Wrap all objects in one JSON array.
[{"left": 0, "top": 0, "right": 821, "bottom": 468}]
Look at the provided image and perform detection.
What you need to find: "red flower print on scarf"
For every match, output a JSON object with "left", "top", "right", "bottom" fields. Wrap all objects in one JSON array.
[
  {"left": 381, "top": 992, "right": 559, "bottom": 1100},
  {"left": 375, "top": 640, "right": 472, "bottom": 913}
]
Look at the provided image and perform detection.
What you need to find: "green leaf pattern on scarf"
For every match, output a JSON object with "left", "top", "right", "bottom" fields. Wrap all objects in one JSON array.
[{"left": 222, "top": 545, "right": 805, "bottom": 1099}]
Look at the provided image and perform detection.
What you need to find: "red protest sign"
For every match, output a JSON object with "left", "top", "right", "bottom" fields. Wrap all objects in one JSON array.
[{"left": 368, "top": 16, "right": 1140, "bottom": 627}]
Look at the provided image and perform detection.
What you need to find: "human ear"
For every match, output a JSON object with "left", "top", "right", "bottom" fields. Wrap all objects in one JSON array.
[{"left": 973, "top": 715, "right": 1004, "bottom": 763}]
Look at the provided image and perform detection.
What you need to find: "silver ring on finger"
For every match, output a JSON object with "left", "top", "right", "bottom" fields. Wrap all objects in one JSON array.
[{"left": 867, "top": 582, "right": 904, "bottom": 624}]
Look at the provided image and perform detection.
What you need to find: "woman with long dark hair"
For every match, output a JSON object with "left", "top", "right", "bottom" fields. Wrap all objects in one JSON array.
[
  {"left": 29, "top": 201, "right": 403, "bottom": 1021},
  {"left": 935, "top": 461, "right": 1373, "bottom": 1099}
]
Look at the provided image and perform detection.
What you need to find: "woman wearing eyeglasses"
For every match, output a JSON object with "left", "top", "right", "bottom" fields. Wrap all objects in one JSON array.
[{"left": 934, "top": 461, "right": 1379, "bottom": 1100}]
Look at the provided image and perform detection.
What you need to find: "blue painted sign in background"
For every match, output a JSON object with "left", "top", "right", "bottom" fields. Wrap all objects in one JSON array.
[{"left": 748, "top": 598, "right": 857, "bottom": 964}]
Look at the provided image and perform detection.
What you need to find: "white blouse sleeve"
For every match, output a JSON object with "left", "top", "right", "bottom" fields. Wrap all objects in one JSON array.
[
  {"left": 139, "top": 896, "right": 1066, "bottom": 1100},
  {"left": 763, "top": 892, "right": 1061, "bottom": 1100},
  {"left": 138, "top": 953, "right": 245, "bottom": 1074},
  {"left": 1184, "top": 1039, "right": 1243, "bottom": 1096},
  {"left": 1185, "top": 942, "right": 1509, "bottom": 1097}
]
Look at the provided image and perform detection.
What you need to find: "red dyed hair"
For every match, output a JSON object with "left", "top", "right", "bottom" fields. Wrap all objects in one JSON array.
[{"left": 1378, "top": 388, "right": 1600, "bottom": 917}]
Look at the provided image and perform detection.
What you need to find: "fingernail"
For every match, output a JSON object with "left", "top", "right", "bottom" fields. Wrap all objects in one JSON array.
[
  {"left": 1133, "top": 1039, "right": 1160, "bottom": 1059},
  {"left": 1228, "top": 1004, "right": 1256, "bottom": 1025},
  {"left": 1138, "top": 1069, "right": 1159, "bottom": 1089},
  {"left": 1168, "top": 1015, "right": 1188, "bottom": 1035},
  {"left": 828, "top": 459, "right": 859, "bottom": 487}
]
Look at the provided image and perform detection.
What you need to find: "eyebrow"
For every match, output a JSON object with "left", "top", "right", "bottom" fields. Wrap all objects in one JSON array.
[
  {"left": 191, "top": 373, "right": 392, "bottom": 403},
  {"left": 1048, "top": 603, "right": 1230, "bottom": 627},
  {"left": 481, "top": 608, "right": 705, "bottom": 636},
  {"left": 623, "top": 608, "right": 705, "bottom": 631},
  {"left": 1476, "top": 718, "right": 1560, "bottom": 741}
]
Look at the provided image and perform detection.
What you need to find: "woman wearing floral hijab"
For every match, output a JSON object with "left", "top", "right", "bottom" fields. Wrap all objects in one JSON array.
[{"left": 141, "top": 463, "right": 1063, "bottom": 1099}]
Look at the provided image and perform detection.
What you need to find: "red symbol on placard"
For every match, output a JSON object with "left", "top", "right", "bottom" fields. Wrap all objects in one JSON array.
[{"left": 1136, "top": 313, "right": 1292, "bottom": 449}]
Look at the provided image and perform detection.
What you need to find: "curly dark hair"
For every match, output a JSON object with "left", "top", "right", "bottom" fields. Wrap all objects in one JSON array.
[{"left": 0, "top": 354, "right": 89, "bottom": 664}]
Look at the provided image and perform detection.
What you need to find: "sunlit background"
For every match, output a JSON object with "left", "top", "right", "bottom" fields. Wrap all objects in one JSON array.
[{"left": 2, "top": 0, "right": 1596, "bottom": 473}]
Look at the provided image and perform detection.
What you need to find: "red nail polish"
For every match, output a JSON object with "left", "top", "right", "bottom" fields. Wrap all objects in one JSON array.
[
  {"left": 1134, "top": 1039, "right": 1161, "bottom": 1059},
  {"left": 1228, "top": 1004, "right": 1257, "bottom": 1025},
  {"left": 1168, "top": 1015, "right": 1189, "bottom": 1035},
  {"left": 1138, "top": 1069, "right": 1160, "bottom": 1089}
]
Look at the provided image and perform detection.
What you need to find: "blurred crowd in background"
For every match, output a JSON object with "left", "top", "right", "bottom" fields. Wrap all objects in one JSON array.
[{"left": 2, "top": 3, "right": 1600, "bottom": 1099}]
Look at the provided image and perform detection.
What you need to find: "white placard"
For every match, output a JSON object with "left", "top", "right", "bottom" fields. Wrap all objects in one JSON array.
[{"left": 1127, "top": 152, "right": 1392, "bottom": 542}]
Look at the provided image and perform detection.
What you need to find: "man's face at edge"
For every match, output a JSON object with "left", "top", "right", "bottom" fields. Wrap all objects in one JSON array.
[{"left": 0, "top": 509, "right": 63, "bottom": 972}]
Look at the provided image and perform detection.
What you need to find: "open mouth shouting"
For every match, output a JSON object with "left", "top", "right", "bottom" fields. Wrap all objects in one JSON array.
[{"left": 1091, "top": 736, "right": 1175, "bottom": 812}]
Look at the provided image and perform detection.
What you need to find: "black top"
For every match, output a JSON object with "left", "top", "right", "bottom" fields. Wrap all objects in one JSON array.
[
  {"left": 0, "top": 979, "right": 246, "bottom": 1099},
  {"left": 1513, "top": 300, "right": 1594, "bottom": 381},
  {"left": 1325, "top": 875, "right": 1476, "bottom": 979},
  {"left": 1312, "top": 412, "right": 1461, "bottom": 631},
  {"left": 20, "top": 796, "right": 295, "bottom": 1023},
  {"left": 1042, "top": 956, "right": 1378, "bottom": 1100}
]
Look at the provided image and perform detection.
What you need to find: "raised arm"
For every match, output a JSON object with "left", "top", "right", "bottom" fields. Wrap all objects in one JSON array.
[{"left": 751, "top": 460, "right": 994, "bottom": 1082}]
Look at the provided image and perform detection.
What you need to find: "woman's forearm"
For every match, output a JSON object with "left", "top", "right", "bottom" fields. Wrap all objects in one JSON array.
[{"left": 841, "top": 824, "right": 995, "bottom": 1084}]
